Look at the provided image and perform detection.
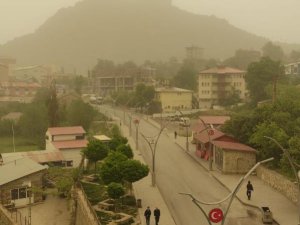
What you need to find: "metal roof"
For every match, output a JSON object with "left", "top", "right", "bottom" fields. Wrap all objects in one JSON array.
[
  {"left": 0, "top": 158, "right": 48, "bottom": 186},
  {"left": 47, "top": 126, "right": 86, "bottom": 135},
  {"left": 93, "top": 135, "right": 111, "bottom": 142},
  {"left": 52, "top": 140, "right": 88, "bottom": 150},
  {"left": 1, "top": 150, "right": 65, "bottom": 164}
]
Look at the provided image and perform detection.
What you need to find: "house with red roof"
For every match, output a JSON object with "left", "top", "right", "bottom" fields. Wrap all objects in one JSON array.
[
  {"left": 46, "top": 126, "right": 87, "bottom": 167},
  {"left": 193, "top": 127, "right": 256, "bottom": 173},
  {"left": 198, "top": 66, "right": 248, "bottom": 108},
  {"left": 213, "top": 141, "right": 256, "bottom": 173}
]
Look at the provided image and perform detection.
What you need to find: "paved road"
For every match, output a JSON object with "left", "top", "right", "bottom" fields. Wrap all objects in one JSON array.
[{"left": 99, "top": 105, "right": 263, "bottom": 225}]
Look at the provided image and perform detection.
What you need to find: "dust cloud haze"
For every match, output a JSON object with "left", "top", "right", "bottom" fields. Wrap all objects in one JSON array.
[{"left": 0, "top": 0, "right": 299, "bottom": 45}]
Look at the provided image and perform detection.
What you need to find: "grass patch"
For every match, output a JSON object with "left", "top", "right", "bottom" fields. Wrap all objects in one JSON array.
[{"left": 0, "top": 136, "right": 39, "bottom": 153}]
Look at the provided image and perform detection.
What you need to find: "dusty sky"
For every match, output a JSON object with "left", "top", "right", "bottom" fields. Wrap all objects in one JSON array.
[{"left": 0, "top": 0, "right": 299, "bottom": 45}]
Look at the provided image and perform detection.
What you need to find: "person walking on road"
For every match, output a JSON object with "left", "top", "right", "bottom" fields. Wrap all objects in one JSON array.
[
  {"left": 174, "top": 131, "right": 177, "bottom": 139},
  {"left": 154, "top": 207, "right": 161, "bottom": 225},
  {"left": 246, "top": 181, "right": 254, "bottom": 200},
  {"left": 144, "top": 206, "right": 151, "bottom": 225}
]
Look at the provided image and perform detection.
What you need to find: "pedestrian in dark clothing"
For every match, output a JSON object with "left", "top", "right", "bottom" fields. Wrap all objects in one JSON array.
[
  {"left": 154, "top": 207, "right": 160, "bottom": 225},
  {"left": 144, "top": 206, "right": 151, "bottom": 225},
  {"left": 246, "top": 181, "right": 254, "bottom": 200},
  {"left": 174, "top": 131, "right": 177, "bottom": 139}
]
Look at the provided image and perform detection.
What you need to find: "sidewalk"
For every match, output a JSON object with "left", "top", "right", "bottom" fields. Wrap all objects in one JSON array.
[
  {"left": 174, "top": 134, "right": 298, "bottom": 225},
  {"left": 119, "top": 120, "right": 176, "bottom": 225}
]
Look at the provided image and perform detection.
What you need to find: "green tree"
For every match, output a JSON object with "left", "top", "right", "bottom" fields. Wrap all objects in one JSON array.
[
  {"left": 262, "top": 42, "right": 284, "bottom": 61},
  {"left": 172, "top": 64, "right": 197, "bottom": 91},
  {"left": 122, "top": 159, "right": 149, "bottom": 193},
  {"left": 47, "top": 81, "right": 59, "bottom": 126},
  {"left": 245, "top": 57, "right": 284, "bottom": 104},
  {"left": 107, "top": 182, "right": 125, "bottom": 200},
  {"left": 223, "top": 49, "right": 261, "bottom": 69},
  {"left": 250, "top": 121, "right": 289, "bottom": 167},
  {"left": 281, "top": 136, "right": 300, "bottom": 177},
  {"left": 289, "top": 50, "right": 300, "bottom": 62},
  {"left": 108, "top": 135, "right": 128, "bottom": 151},
  {"left": 116, "top": 144, "right": 133, "bottom": 158},
  {"left": 67, "top": 99, "right": 97, "bottom": 130},
  {"left": 82, "top": 139, "right": 109, "bottom": 169},
  {"left": 99, "top": 152, "right": 128, "bottom": 184},
  {"left": 72, "top": 75, "right": 87, "bottom": 94},
  {"left": 219, "top": 88, "right": 241, "bottom": 106},
  {"left": 18, "top": 104, "right": 48, "bottom": 148}
]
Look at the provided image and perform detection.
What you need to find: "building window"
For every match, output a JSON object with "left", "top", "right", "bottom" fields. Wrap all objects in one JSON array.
[
  {"left": 76, "top": 135, "right": 84, "bottom": 140},
  {"left": 11, "top": 188, "right": 28, "bottom": 200}
]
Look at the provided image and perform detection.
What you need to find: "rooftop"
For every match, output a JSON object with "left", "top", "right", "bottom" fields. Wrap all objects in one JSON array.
[
  {"left": 155, "top": 87, "right": 193, "bottom": 93},
  {"left": 199, "top": 66, "right": 245, "bottom": 74},
  {"left": 213, "top": 140, "right": 256, "bottom": 153},
  {"left": 0, "top": 158, "right": 48, "bottom": 186},
  {"left": 52, "top": 140, "right": 88, "bottom": 150},
  {"left": 47, "top": 126, "right": 86, "bottom": 135},
  {"left": 199, "top": 116, "right": 230, "bottom": 125},
  {"left": 93, "top": 135, "right": 111, "bottom": 142},
  {"left": 194, "top": 128, "right": 226, "bottom": 144},
  {"left": 0, "top": 150, "right": 64, "bottom": 164}
]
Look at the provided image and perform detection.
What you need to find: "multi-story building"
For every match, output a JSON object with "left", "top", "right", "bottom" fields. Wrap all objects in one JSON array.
[
  {"left": 285, "top": 61, "right": 300, "bottom": 76},
  {"left": 198, "top": 66, "right": 247, "bottom": 108},
  {"left": 89, "top": 61, "right": 155, "bottom": 96},
  {"left": 155, "top": 87, "right": 193, "bottom": 112}
]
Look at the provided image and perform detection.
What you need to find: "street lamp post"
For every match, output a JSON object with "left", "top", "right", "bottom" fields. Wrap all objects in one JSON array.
[
  {"left": 180, "top": 157, "right": 274, "bottom": 225},
  {"left": 134, "top": 119, "right": 140, "bottom": 150},
  {"left": 141, "top": 124, "right": 167, "bottom": 187},
  {"left": 264, "top": 136, "right": 300, "bottom": 225}
]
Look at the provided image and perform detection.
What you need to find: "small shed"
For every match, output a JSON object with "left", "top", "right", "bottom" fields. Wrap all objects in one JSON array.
[
  {"left": 213, "top": 141, "right": 256, "bottom": 174},
  {"left": 93, "top": 135, "right": 111, "bottom": 143},
  {"left": 0, "top": 158, "right": 48, "bottom": 207}
]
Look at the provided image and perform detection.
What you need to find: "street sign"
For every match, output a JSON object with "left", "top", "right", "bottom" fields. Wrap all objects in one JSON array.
[
  {"left": 208, "top": 129, "right": 214, "bottom": 136},
  {"left": 209, "top": 208, "right": 223, "bottom": 223}
]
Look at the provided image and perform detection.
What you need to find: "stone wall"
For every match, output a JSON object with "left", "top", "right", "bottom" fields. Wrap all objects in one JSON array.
[
  {"left": 0, "top": 205, "right": 18, "bottom": 225},
  {"left": 74, "top": 188, "right": 100, "bottom": 225},
  {"left": 256, "top": 166, "right": 298, "bottom": 203},
  {"left": 222, "top": 150, "right": 256, "bottom": 174}
]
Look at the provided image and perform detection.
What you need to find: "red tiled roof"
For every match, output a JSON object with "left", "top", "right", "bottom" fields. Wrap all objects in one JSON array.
[
  {"left": 52, "top": 140, "right": 88, "bottom": 150},
  {"left": 194, "top": 128, "right": 225, "bottom": 144},
  {"left": 199, "top": 116, "right": 230, "bottom": 125},
  {"left": 213, "top": 140, "right": 256, "bottom": 153},
  {"left": 199, "top": 66, "right": 245, "bottom": 74},
  {"left": 47, "top": 126, "right": 86, "bottom": 135}
]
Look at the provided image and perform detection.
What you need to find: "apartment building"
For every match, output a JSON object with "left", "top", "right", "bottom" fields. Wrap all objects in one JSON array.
[
  {"left": 198, "top": 66, "right": 247, "bottom": 108},
  {"left": 155, "top": 87, "right": 193, "bottom": 112}
]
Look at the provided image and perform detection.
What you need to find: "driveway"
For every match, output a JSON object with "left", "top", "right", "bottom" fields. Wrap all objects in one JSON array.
[{"left": 18, "top": 192, "right": 71, "bottom": 225}]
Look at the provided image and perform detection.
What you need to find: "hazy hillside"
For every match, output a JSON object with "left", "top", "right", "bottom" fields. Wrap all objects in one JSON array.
[{"left": 0, "top": 0, "right": 290, "bottom": 72}]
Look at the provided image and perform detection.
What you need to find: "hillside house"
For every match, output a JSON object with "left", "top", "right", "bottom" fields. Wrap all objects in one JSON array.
[
  {"left": 0, "top": 158, "right": 48, "bottom": 207},
  {"left": 46, "top": 126, "right": 88, "bottom": 167}
]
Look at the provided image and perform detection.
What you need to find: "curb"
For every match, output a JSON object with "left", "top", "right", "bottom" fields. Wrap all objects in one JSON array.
[{"left": 174, "top": 141, "right": 280, "bottom": 225}]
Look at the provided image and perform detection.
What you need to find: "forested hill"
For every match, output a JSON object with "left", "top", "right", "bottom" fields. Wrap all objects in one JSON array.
[{"left": 0, "top": 0, "right": 294, "bottom": 72}]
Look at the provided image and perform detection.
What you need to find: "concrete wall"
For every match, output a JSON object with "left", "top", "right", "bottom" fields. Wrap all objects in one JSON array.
[
  {"left": 61, "top": 149, "right": 83, "bottom": 167},
  {"left": 256, "top": 166, "right": 298, "bottom": 203}
]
